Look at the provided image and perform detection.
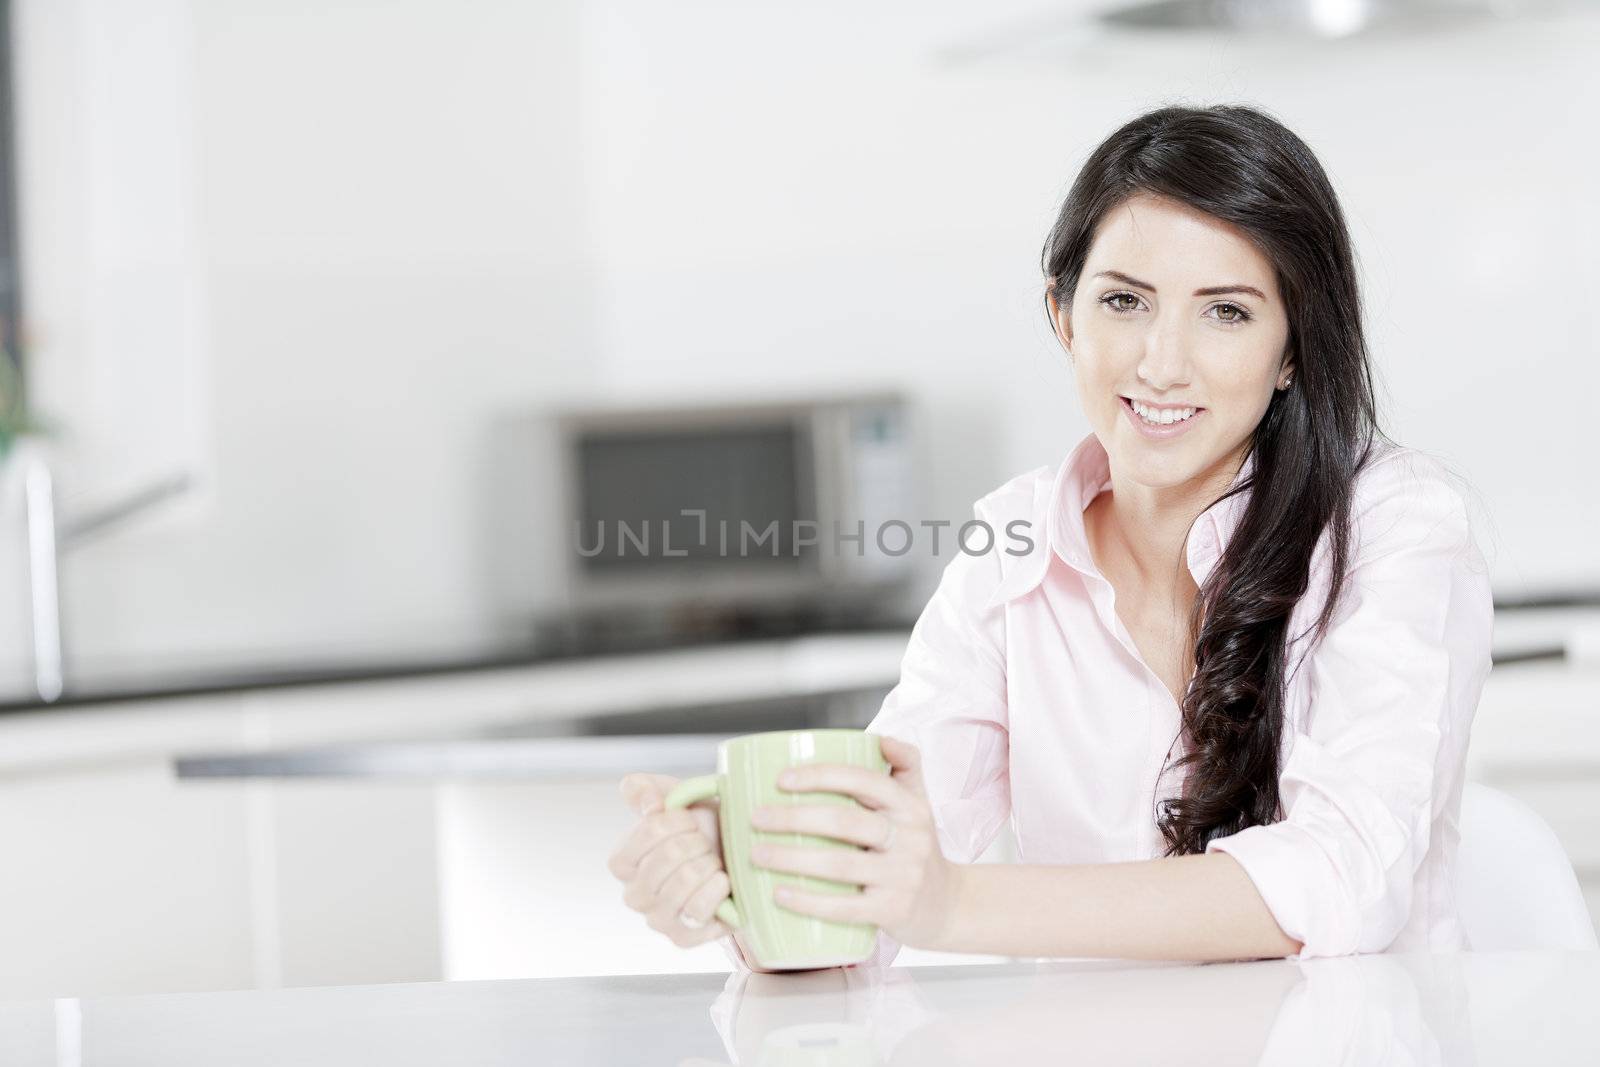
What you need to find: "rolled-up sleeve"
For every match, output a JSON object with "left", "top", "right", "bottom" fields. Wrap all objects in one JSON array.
[
  {"left": 1204, "top": 463, "right": 1494, "bottom": 960},
  {"left": 855, "top": 495, "right": 1016, "bottom": 967}
]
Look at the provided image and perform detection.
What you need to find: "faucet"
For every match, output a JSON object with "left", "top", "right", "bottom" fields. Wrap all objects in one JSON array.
[
  {"left": 19, "top": 452, "right": 61, "bottom": 702},
  {"left": 16, "top": 449, "right": 194, "bottom": 703}
]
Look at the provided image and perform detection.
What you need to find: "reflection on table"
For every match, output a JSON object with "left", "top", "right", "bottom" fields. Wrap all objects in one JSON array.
[{"left": 1, "top": 951, "right": 1592, "bottom": 1065}]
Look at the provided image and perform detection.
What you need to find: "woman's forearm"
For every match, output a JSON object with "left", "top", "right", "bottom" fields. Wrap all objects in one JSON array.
[{"left": 931, "top": 851, "right": 1303, "bottom": 962}]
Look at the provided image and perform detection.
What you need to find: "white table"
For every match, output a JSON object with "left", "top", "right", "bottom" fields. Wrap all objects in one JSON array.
[{"left": 0, "top": 950, "right": 1596, "bottom": 1065}]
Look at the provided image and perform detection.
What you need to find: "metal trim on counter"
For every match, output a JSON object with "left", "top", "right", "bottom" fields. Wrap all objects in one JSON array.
[
  {"left": 1494, "top": 589, "right": 1600, "bottom": 611},
  {"left": 172, "top": 683, "right": 894, "bottom": 782},
  {"left": 175, "top": 734, "right": 742, "bottom": 781},
  {"left": 1493, "top": 645, "right": 1566, "bottom": 666}
]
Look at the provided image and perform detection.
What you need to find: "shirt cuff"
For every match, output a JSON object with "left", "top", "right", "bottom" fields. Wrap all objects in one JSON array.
[{"left": 1206, "top": 822, "right": 1355, "bottom": 960}]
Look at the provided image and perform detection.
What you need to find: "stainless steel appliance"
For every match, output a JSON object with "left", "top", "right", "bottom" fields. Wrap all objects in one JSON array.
[{"left": 489, "top": 391, "right": 921, "bottom": 648}]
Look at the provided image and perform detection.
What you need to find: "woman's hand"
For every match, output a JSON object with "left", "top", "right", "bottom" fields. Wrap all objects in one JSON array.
[
  {"left": 747, "top": 735, "right": 965, "bottom": 951},
  {"left": 607, "top": 772, "right": 736, "bottom": 950}
]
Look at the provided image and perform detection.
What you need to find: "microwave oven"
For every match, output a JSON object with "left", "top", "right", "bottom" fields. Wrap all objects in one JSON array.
[{"left": 488, "top": 392, "right": 921, "bottom": 640}]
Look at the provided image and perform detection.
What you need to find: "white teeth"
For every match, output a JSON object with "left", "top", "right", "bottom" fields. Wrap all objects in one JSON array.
[{"left": 1132, "top": 400, "right": 1197, "bottom": 424}]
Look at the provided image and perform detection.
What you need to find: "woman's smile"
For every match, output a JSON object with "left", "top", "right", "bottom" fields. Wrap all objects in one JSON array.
[{"left": 1119, "top": 394, "right": 1206, "bottom": 440}]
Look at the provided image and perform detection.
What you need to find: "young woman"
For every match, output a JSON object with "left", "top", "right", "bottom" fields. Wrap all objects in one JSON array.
[{"left": 607, "top": 103, "right": 1494, "bottom": 969}]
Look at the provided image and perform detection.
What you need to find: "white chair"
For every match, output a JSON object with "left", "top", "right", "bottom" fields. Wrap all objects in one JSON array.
[{"left": 1456, "top": 782, "right": 1599, "bottom": 951}]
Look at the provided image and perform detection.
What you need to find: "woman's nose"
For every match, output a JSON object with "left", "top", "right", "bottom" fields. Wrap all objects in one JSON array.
[{"left": 1137, "top": 317, "right": 1192, "bottom": 390}]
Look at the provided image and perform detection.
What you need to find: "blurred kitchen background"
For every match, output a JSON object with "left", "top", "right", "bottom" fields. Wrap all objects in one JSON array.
[{"left": 0, "top": 0, "right": 1596, "bottom": 999}]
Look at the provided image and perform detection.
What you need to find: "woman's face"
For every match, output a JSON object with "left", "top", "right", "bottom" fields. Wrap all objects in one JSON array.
[{"left": 1050, "top": 191, "right": 1293, "bottom": 491}]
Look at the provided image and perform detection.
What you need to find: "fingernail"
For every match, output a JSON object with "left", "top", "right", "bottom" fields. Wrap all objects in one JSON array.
[
  {"left": 777, "top": 770, "right": 797, "bottom": 787},
  {"left": 774, "top": 887, "right": 793, "bottom": 903}
]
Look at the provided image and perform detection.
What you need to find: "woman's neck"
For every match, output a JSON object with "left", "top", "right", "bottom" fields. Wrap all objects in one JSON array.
[{"left": 1089, "top": 448, "right": 1247, "bottom": 610}]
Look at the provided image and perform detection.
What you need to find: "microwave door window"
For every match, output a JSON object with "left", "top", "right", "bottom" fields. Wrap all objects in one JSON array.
[{"left": 575, "top": 426, "right": 812, "bottom": 572}]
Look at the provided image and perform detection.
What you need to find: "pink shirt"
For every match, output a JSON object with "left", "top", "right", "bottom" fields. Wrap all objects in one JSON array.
[
  {"left": 845, "top": 429, "right": 1497, "bottom": 966},
  {"left": 724, "top": 430, "right": 1494, "bottom": 969}
]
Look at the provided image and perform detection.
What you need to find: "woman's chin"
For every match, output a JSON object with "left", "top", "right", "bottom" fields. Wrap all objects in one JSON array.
[{"left": 1110, "top": 433, "right": 1216, "bottom": 487}]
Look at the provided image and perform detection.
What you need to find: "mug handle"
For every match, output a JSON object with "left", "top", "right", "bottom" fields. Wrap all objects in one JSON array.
[{"left": 664, "top": 774, "right": 743, "bottom": 929}]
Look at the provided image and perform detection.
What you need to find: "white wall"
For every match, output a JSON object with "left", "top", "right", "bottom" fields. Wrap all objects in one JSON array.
[
  {"left": 580, "top": 1, "right": 1600, "bottom": 595},
  {"left": 6, "top": 0, "right": 595, "bottom": 685},
  {"left": 5, "top": 1, "right": 1598, "bottom": 686}
]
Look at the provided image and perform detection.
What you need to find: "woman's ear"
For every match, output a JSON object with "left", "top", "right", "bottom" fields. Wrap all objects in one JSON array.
[
  {"left": 1046, "top": 281, "right": 1074, "bottom": 354},
  {"left": 1277, "top": 348, "right": 1296, "bottom": 389}
]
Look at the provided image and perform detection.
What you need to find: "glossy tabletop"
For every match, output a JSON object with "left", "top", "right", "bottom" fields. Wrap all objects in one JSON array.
[{"left": 1, "top": 951, "right": 1596, "bottom": 1065}]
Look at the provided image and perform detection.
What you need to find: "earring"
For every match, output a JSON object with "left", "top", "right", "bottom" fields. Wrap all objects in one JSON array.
[{"left": 1280, "top": 375, "right": 1293, "bottom": 390}]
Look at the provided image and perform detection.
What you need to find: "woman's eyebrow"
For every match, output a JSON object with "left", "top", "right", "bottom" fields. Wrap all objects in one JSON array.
[{"left": 1092, "top": 269, "right": 1268, "bottom": 302}]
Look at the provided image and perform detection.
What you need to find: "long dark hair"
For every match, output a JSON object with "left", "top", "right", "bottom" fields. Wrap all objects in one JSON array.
[{"left": 1040, "top": 103, "right": 1393, "bottom": 856}]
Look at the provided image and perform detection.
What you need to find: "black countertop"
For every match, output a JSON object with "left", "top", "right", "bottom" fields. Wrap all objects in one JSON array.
[{"left": 0, "top": 608, "right": 919, "bottom": 714}]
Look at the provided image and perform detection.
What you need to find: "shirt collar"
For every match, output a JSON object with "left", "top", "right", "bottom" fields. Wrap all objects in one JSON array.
[{"left": 986, "top": 431, "right": 1256, "bottom": 609}]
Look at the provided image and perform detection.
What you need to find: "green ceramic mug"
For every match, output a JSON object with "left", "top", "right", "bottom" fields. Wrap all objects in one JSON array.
[{"left": 664, "top": 728, "right": 890, "bottom": 970}]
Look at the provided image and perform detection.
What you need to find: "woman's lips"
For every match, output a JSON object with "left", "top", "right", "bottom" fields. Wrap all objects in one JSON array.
[{"left": 1120, "top": 395, "right": 1205, "bottom": 440}]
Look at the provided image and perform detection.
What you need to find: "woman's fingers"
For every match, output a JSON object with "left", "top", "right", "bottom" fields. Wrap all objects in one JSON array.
[
  {"left": 751, "top": 840, "right": 891, "bottom": 887},
  {"left": 641, "top": 853, "right": 732, "bottom": 949},
  {"left": 622, "top": 830, "right": 706, "bottom": 910},
  {"left": 634, "top": 826, "right": 716, "bottom": 897},
  {"left": 619, "top": 772, "right": 680, "bottom": 816},
  {"left": 774, "top": 885, "right": 876, "bottom": 926},
  {"left": 750, "top": 803, "right": 893, "bottom": 849},
  {"left": 610, "top": 771, "right": 737, "bottom": 951},
  {"left": 777, "top": 763, "right": 902, "bottom": 811},
  {"left": 646, "top": 852, "right": 724, "bottom": 933},
  {"left": 678, "top": 868, "right": 733, "bottom": 927},
  {"left": 607, "top": 807, "right": 700, "bottom": 881},
  {"left": 671, "top": 914, "right": 733, "bottom": 949},
  {"left": 876, "top": 735, "right": 925, "bottom": 783}
]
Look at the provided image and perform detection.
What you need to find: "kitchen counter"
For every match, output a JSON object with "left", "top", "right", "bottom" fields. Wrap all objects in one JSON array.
[
  {"left": 0, "top": 950, "right": 1596, "bottom": 1065},
  {"left": 172, "top": 685, "right": 892, "bottom": 781},
  {"left": 0, "top": 635, "right": 912, "bottom": 777}
]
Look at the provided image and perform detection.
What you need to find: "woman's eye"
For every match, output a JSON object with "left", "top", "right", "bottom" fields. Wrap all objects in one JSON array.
[
  {"left": 1101, "top": 292, "right": 1251, "bottom": 325},
  {"left": 1210, "top": 302, "right": 1252, "bottom": 325}
]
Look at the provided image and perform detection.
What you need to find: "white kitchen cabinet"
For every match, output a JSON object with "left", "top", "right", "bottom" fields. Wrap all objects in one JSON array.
[
  {"left": 0, "top": 636, "right": 911, "bottom": 996},
  {"left": 0, "top": 759, "right": 447, "bottom": 999},
  {"left": 223, "top": 778, "right": 445, "bottom": 990},
  {"left": 0, "top": 646, "right": 1592, "bottom": 999},
  {"left": 0, "top": 757, "right": 257, "bottom": 999}
]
